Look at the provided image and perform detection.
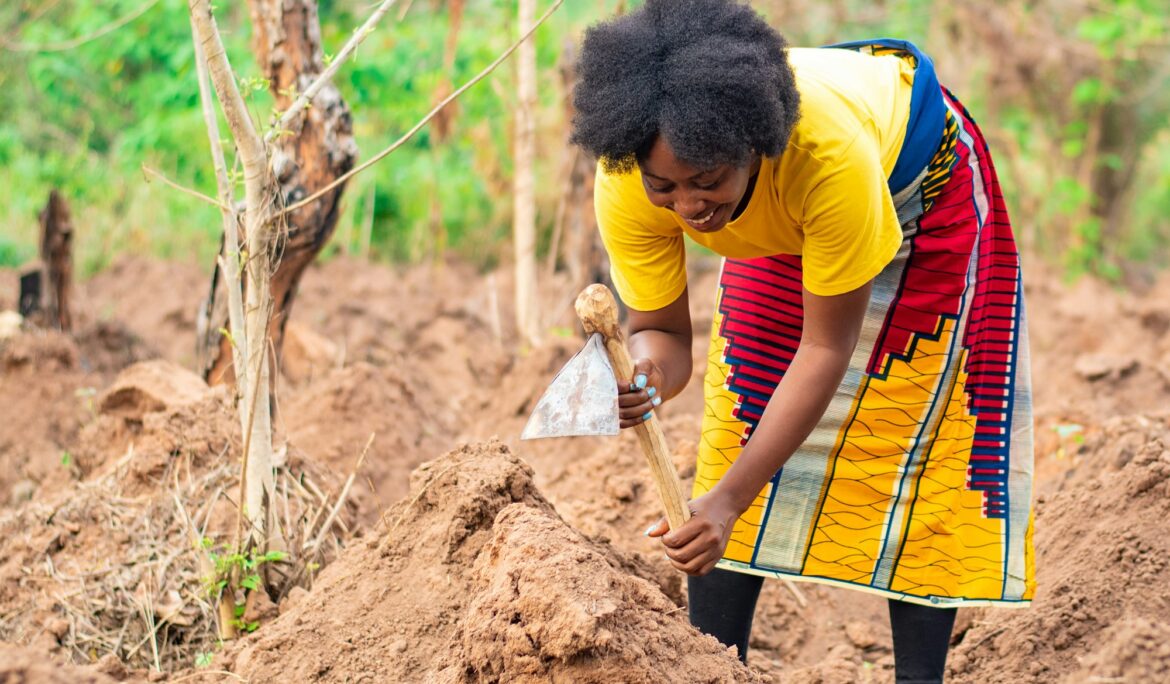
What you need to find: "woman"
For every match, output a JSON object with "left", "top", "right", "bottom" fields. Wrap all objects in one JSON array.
[{"left": 569, "top": 1, "right": 1034, "bottom": 681}]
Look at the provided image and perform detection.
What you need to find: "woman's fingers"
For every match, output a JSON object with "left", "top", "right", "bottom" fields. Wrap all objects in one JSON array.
[
  {"left": 615, "top": 359, "right": 665, "bottom": 429},
  {"left": 643, "top": 518, "right": 669, "bottom": 539},
  {"left": 666, "top": 546, "right": 721, "bottom": 575},
  {"left": 664, "top": 530, "right": 720, "bottom": 564},
  {"left": 617, "top": 388, "right": 659, "bottom": 426},
  {"left": 653, "top": 495, "right": 740, "bottom": 576},
  {"left": 659, "top": 516, "right": 724, "bottom": 573}
]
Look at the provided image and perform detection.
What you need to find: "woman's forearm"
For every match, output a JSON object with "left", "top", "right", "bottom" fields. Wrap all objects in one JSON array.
[{"left": 713, "top": 341, "right": 852, "bottom": 512}]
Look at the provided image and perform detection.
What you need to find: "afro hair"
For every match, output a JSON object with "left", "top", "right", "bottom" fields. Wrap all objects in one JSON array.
[{"left": 570, "top": 0, "right": 800, "bottom": 174}]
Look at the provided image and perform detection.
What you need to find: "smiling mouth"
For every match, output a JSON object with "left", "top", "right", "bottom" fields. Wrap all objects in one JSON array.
[{"left": 685, "top": 208, "right": 717, "bottom": 228}]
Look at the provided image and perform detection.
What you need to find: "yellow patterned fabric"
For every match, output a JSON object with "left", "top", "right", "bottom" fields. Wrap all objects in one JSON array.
[{"left": 693, "top": 93, "right": 1034, "bottom": 608}]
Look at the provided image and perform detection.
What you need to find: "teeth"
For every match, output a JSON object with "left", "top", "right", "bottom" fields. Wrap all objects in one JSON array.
[{"left": 689, "top": 210, "right": 715, "bottom": 226}]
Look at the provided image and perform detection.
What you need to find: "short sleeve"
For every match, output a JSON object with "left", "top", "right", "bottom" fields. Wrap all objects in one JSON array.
[
  {"left": 594, "top": 167, "right": 688, "bottom": 311},
  {"left": 800, "top": 132, "right": 903, "bottom": 297}
]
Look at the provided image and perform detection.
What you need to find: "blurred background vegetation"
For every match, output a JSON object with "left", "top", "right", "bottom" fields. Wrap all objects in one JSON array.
[{"left": 1, "top": 0, "right": 1167, "bottom": 281}]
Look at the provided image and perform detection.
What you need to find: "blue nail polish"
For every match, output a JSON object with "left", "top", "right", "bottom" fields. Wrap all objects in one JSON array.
[
  {"left": 635, "top": 374, "right": 648, "bottom": 389},
  {"left": 643, "top": 411, "right": 653, "bottom": 421},
  {"left": 652, "top": 396, "right": 662, "bottom": 407},
  {"left": 647, "top": 387, "right": 657, "bottom": 398}
]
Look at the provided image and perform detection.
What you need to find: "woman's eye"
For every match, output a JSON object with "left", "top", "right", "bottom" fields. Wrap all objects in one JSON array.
[{"left": 695, "top": 181, "right": 718, "bottom": 190}]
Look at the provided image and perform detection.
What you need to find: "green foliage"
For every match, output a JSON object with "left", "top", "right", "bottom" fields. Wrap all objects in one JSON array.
[
  {"left": 200, "top": 538, "right": 287, "bottom": 633},
  {"left": 0, "top": 235, "right": 32, "bottom": 268},
  {"left": 0, "top": 0, "right": 623, "bottom": 273}
]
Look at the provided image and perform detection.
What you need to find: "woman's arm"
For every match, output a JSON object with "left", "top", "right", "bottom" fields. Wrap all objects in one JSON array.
[
  {"left": 652, "top": 280, "right": 873, "bottom": 575},
  {"left": 617, "top": 287, "right": 693, "bottom": 428}
]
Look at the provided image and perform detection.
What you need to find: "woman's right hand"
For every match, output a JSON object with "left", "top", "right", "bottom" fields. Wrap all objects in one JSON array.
[{"left": 617, "top": 358, "right": 666, "bottom": 429}]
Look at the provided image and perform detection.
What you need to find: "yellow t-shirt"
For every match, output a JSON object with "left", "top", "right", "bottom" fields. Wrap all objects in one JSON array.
[{"left": 595, "top": 47, "right": 916, "bottom": 310}]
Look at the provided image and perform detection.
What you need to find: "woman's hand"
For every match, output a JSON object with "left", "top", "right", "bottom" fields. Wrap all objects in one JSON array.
[
  {"left": 617, "top": 358, "right": 666, "bottom": 429},
  {"left": 645, "top": 489, "right": 745, "bottom": 576}
]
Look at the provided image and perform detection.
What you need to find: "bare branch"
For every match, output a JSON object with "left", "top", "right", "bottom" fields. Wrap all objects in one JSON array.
[
  {"left": 141, "top": 165, "right": 228, "bottom": 210},
  {"left": 190, "top": 0, "right": 277, "bottom": 551},
  {"left": 278, "top": 0, "right": 565, "bottom": 219},
  {"left": 265, "top": 0, "right": 400, "bottom": 144},
  {"left": 191, "top": 11, "right": 251, "bottom": 417},
  {"left": 188, "top": 0, "right": 267, "bottom": 185},
  {"left": 2, "top": 0, "right": 160, "bottom": 53},
  {"left": 0, "top": 0, "right": 65, "bottom": 47}
]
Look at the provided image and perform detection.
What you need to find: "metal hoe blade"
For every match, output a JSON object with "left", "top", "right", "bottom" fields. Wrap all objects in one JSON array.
[{"left": 521, "top": 333, "right": 619, "bottom": 440}]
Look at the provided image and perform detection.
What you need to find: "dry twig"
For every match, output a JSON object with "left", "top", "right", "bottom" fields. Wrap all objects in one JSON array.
[
  {"left": 2, "top": 0, "right": 160, "bottom": 53},
  {"left": 141, "top": 166, "right": 227, "bottom": 211}
]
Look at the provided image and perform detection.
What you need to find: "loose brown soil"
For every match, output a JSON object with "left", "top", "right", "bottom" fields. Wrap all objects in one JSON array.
[{"left": 1, "top": 254, "right": 1168, "bottom": 682}]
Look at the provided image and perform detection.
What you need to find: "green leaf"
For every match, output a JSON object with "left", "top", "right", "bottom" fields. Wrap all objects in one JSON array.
[
  {"left": 259, "top": 550, "right": 288, "bottom": 563},
  {"left": 1072, "top": 78, "right": 1104, "bottom": 106},
  {"left": 1061, "top": 139, "right": 1084, "bottom": 158}
]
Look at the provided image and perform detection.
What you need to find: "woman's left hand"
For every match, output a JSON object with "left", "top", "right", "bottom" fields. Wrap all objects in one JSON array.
[{"left": 645, "top": 489, "right": 745, "bottom": 576}]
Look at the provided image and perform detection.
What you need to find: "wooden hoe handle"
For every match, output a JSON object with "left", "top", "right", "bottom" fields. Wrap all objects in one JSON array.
[{"left": 575, "top": 284, "right": 692, "bottom": 530}]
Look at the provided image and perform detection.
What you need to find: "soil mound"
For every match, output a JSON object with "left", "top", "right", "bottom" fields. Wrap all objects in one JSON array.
[
  {"left": 1068, "top": 617, "right": 1170, "bottom": 683},
  {"left": 283, "top": 361, "right": 455, "bottom": 521},
  {"left": 215, "top": 441, "right": 755, "bottom": 683},
  {"left": 97, "top": 360, "right": 209, "bottom": 420},
  {"left": 0, "top": 643, "right": 119, "bottom": 684},
  {"left": 0, "top": 331, "right": 90, "bottom": 508},
  {"left": 0, "top": 362, "right": 352, "bottom": 672},
  {"left": 949, "top": 415, "right": 1170, "bottom": 683},
  {"left": 1027, "top": 271, "right": 1170, "bottom": 421},
  {"left": 79, "top": 256, "right": 205, "bottom": 368}
]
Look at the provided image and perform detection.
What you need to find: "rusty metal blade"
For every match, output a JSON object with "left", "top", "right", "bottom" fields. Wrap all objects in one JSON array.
[{"left": 520, "top": 333, "right": 619, "bottom": 440}]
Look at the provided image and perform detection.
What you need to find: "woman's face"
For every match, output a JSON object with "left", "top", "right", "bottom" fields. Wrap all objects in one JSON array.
[{"left": 638, "top": 136, "right": 759, "bottom": 234}]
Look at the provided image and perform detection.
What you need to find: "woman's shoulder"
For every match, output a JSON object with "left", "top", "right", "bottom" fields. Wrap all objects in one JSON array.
[{"left": 784, "top": 47, "right": 913, "bottom": 167}]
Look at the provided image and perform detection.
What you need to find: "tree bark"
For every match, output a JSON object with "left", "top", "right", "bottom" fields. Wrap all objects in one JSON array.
[
  {"left": 201, "top": 0, "right": 357, "bottom": 386},
  {"left": 189, "top": 0, "right": 277, "bottom": 552},
  {"left": 36, "top": 190, "right": 74, "bottom": 332},
  {"left": 513, "top": 0, "right": 540, "bottom": 346}
]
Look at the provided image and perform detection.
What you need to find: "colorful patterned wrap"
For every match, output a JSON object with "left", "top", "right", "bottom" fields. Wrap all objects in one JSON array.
[{"left": 695, "top": 43, "right": 1035, "bottom": 608}]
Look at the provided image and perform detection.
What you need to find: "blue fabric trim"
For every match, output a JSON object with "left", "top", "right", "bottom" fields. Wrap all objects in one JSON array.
[{"left": 818, "top": 38, "right": 946, "bottom": 194}]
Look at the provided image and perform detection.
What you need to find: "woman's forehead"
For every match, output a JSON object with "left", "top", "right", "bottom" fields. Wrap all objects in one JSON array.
[{"left": 639, "top": 137, "right": 726, "bottom": 178}]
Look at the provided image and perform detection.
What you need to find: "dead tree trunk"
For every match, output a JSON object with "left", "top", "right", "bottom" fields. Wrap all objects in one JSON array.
[
  {"left": 513, "top": 0, "right": 540, "bottom": 347},
  {"left": 24, "top": 190, "right": 74, "bottom": 331},
  {"left": 199, "top": 0, "right": 357, "bottom": 386}
]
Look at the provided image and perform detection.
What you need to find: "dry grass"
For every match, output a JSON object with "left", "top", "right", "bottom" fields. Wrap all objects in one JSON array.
[{"left": 0, "top": 437, "right": 359, "bottom": 673}]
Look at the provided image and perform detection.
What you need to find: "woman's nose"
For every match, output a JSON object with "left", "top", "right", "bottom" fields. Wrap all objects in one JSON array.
[{"left": 674, "top": 192, "right": 705, "bottom": 219}]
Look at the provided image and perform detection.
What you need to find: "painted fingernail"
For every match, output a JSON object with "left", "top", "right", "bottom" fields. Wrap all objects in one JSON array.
[
  {"left": 635, "top": 374, "right": 648, "bottom": 389},
  {"left": 652, "top": 396, "right": 662, "bottom": 407},
  {"left": 643, "top": 411, "right": 653, "bottom": 421},
  {"left": 644, "top": 524, "right": 655, "bottom": 536},
  {"left": 647, "top": 387, "right": 657, "bottom": 398}
]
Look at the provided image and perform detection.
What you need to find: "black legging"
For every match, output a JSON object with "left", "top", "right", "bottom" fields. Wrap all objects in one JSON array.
[{"left": 689, "top": 568, "right": 957, "bottom": 683}]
